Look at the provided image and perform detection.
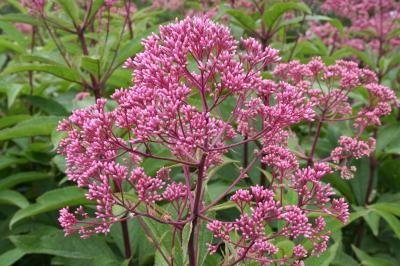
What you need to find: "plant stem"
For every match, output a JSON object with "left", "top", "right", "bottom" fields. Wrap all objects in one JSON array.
[
  {"left": 77, "top": 29, "right": 101, "bottom": 99},
  {"left": 113, "top": 181, "right": 132, "bottom": 263},
  {"left": 307, "top": 112, "right": 325, "bottom": 166},
  {"left": 365, "top": 130, "right": 377, "bottom": 204},
  {"left": 259, "top": 160, "right": 267, "bottom": 186},
  {"left": 120, "top": 219, "right": 132, "bottom": 260},
  {"left": 188, "top": 154, "right": 207, "bottom": 266},
  {"left": 124, "top": 0, "right": 134, "bottom": 38},
  {"left": 243, "top": 135, "right": 248, "bottom": 168}
]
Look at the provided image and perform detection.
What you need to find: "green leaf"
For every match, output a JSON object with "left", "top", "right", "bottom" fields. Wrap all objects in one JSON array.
[
  {"left": 275, "top": 240, "right": 294, "bottom": 257},
  {"left": 0, "top": 248, "right": 25, "bottom": 266},
  {"left": 109, "top": 218, "right": 154, "bottom": 265},
  {"left": 87, "top": 0, "right": 106, "bottom": 24},
  {"left": 0, "top": 115, "right": 31, "bottom": 129},
  {"left": 263, "top": 2, "right": 311, "bottom": 29},
  {"left": 198, "top": 222, "right": 213, "bottom": 266},
  {"left": 0, "top": 157, "right": 28, "bottom": 171},
  {"left": 344, "top": 47, "right": 374, "bottom": 67},
  {"left": 0, "top": 172, "right": 50, "bottom": 190},
  {"left": 0, "top": 21, "right": 27, "bottom": 46},
  {"left": 0, "top": 116, "right": 62, "bottom": 141},
  {"left": 226, "top": 9, "right": 256, "bottom": 32},
  {"left": 114, "top": 36, "right": 143, "bottom": 69},
  {"left": 208, "top": 201, "right": 238, "bottom": 212},
  {"left": 182, "top": 223, "right": 192, "bottom": 266},
  {"left": 369, "top": 206, "right": 400, "bottom": 239},
  {"left": 10, "top": 226, "right": 116, "bottom": 260},
  {"left": 351, "top": 245, "right": 393, "bottom": 266},
  {"left": 10, "top": 186, "right": 92, "bottom": 228},
  {"left": 57, "top": 0, "right": 80, "bottom": 25},
  {"left": 23, "top": 95, "right": 69, "bottom": 116},
  {"left": 0, "top": 13, "right": 43, "bottom": 27},
  {"left": 0, "top": 190, "right": 29, "bottom": 208},
  {"left": 0, "top": 37, "right": 24, "bottom": 54},
  {"left": 20, "top": 54, "right": 62, "bottom": 65},
  {"left": 332, "top": 250, "right": 359, "bottom": 266},
  {"left": 138, "top": 218, "right": 172, "bottom": 265},
  {"left": 0, "top": 83, "right": 24, "bottom": 108},
  {"left": 81, "top": 56, "right": 100, "bottom": 77},
  {"left": 363, "top": 210, "right": 380, "bottom": 236},
  {"left": 306, "top": 15, "right": 344, "bottom": 32},
  {"left": 207, "top": 156, "right": 239, "bottom": 182},
  {"left": 351, "top": 206, "right": 380, "bottom": 236},
  {"left": 370, "top": 202, "right": 400, "bottom": 217},
  {"left": 376, "top": 124, "right": 400, "bottom": 156},
  {"left": 1, "top": 64, "right": 82, "bottom": 83}
]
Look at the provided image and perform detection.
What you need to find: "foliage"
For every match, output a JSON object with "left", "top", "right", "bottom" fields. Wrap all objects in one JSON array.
[{"left": 0, "top": 0, "right": 399, "bottom": 266}]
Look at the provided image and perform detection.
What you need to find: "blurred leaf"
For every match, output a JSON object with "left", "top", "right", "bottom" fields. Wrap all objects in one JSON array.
[
  {"left": 109, "top": 218, "right": 154, "bottom": 265},
  {"left": 87, "top": 0, "right": 106, "bottom": 22},
  {"left": 0, "top": 248, "right": 25, "bottom": 266},
  {"left": 0, "top": 172, "right": 50, "bottom": 190},
  {"left": 9, "top": 226, "right": 117, "bottom": 261},
  {"left": 141, "top": 145, "right": 172, "bottom": 176},
  {"left": 275, "top": 240, "right": 294, "bottom": 257},
  {"left": 351, "top": 245, "right": 393, "bottom": 266},
  {"left": 23, "top": 95, "right": 69, "bottom": 116},
  {"left": 24, "top": 95, "right": 69, "bottom": 116},
  {"left": 0, "top": 115, "right": 31, "bottom": 129},
  {"left": 198, "top": 222, "right": 213, "bottom": 266},
  {"left": 0, "top": 37, "right": 24, "bottom": 54},
  {"left": 208, "top": 201, "right": 238, "bottom": 212},
  {"left": 325, "top": 174, "right": 356, "bottom": 203},
  {"left": 1, "top": 64, "right": 82, "bottom": 83},
  {"left": 226, "top": 9, "right": 255, "bottom": 32},
  {"left": 0, "top": 13, "right": 43, "bottom": 27},
  {"left": 0, "top": 21, "right": 27, "bottom": 46},
  {"left": 349, "top": 158, "right": 370, "bottom": 205},
  {"left": 370, "top": 203, "right": 400, "bottom": 216},
  {"left": 81, "top": 56, "right": 100, "bottom": 77},
  {"left": 306, "top": 15, "right": 344, "bottom": 32},
  {"left": 0, "top": 116, "right": 61, "bottom": 141},
  {"left": 181, "top": 223, "right": 191, "bottom": 266},
  {"left": 0, "top": 190, "right": 29, "bottom": 209},
  {"left": 0, "top": 157, "right": 28, "bottom": 171},
  {"left": 0, "top": 83, "right": 24, "bottom": 108},
  {"left": 376, "top": 124, "right": 400, "bottom": 156},
  {"left": 114, "top": 36, "right": 143, "bottom": 69},
  {"left": 10, "top": 187, "right": 92, "bottom": 228},
  {"left": 57, "top": 0, "right": 80, "bottom": 25},
  {"left": 207, "top": 156, "right": 239, "bottom": 181},
  {"left": 332, "top": 250, "right": 359, "bottom": 266},
  {"left": 106, "top": 68, "right": 131, "bottom": 88},
  {"left": 263, "top": 2, "right": 311, "bottom": 29},
  {"left": 353, "top": 206, "right": 377, "bottom": 233},
  {"left": 363, "top": 210, "right": 380, "bottom": 236},
  {"left": 20, "top": 54, "right": 62, "bottom": 65},
  {"left": 138, "top": 217, "right": 171, "bottom": 263},
  {"left": 344, "top": 47, "right": 374, "bottom": 67},
  {"left": 369, "top": 205, "right": 400, "bottom": 239}
]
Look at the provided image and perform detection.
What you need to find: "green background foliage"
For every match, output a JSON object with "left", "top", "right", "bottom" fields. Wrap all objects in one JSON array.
[{"left": 0, "top": 0, "right": 399, "bottom": 265}]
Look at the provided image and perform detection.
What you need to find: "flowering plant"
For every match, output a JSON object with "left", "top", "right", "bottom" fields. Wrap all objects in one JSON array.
[
  {"left": 308, "top": 0, "right": 400, "bottom": 52},
  {"left": 57, "top": 16, "right": 397, "bottom": 265}
]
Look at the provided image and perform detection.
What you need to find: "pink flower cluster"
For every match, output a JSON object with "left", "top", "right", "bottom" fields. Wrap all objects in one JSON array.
[
  {"left": 307, "top": 0, "right": 400, "bottom": 52},
  {"left": 207, "top": 183, "right": 336, "bottom": 264},
  {"left": 58, "top": 16, "right": 396, "bottom": 264},
  {"left": 104, "top": 0, "right": 118, "bottom": 7},
  {"left": 21, "top": 0, "right": 45, "bottom": 14}
]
